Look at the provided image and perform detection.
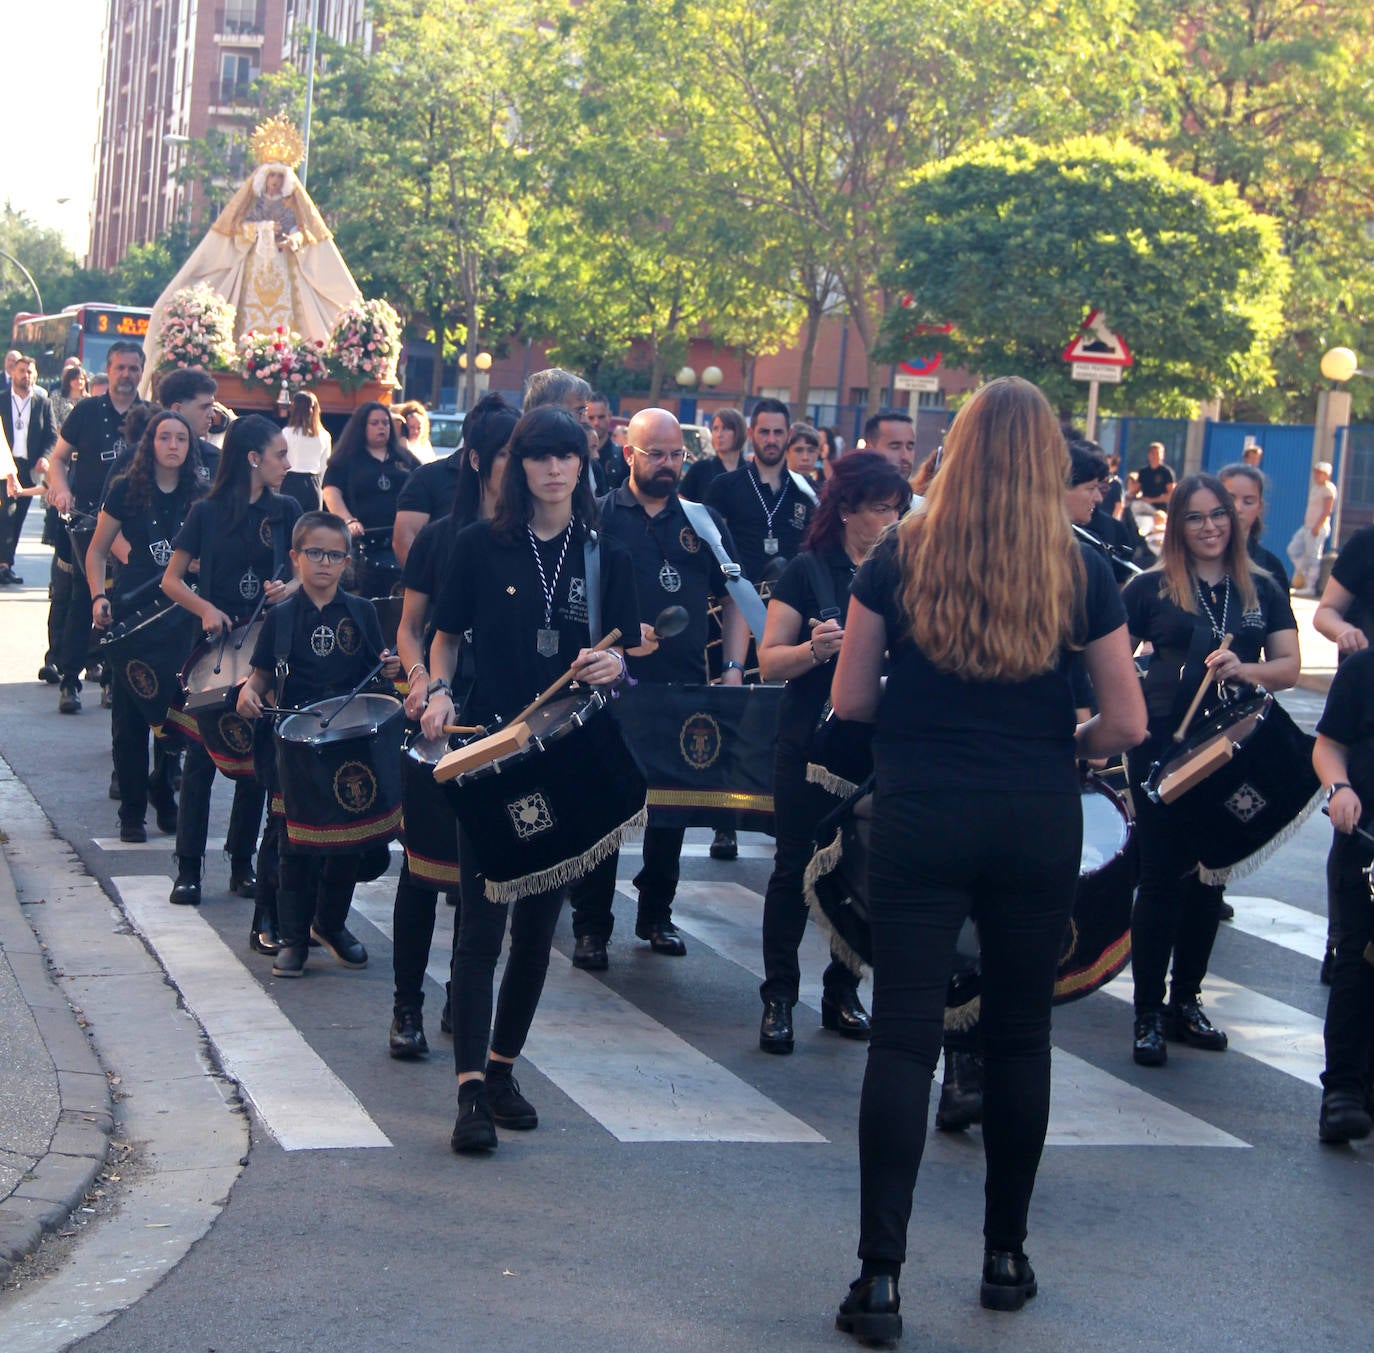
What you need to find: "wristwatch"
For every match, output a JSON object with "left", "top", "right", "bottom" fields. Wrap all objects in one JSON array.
[
  {"left": 1327, "top": 782, "right": 1353, "bottom": 803},
  {"left": 427, "top": 679, "right": 452, "bottom": 698}
]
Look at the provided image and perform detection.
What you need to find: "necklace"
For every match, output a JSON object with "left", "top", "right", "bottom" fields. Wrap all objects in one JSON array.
[
  {"left": 1194, "top": 574, "right": 1230, "bottom": 641},
  {"left": 527, "top": 522, "right": 574, "bottom": 657},
  {"left": 747, "top": 465, "right": 790, "bottom": 556}
]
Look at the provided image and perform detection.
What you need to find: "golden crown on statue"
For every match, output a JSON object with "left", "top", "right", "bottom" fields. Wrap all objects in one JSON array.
[{"left": 249, "top": 115, "right": 306, "bottom": 168}]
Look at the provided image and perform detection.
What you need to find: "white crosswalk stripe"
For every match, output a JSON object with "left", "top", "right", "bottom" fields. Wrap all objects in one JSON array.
[{"left": 1224, "top": 894, "right": 1328, "bottom": 962}]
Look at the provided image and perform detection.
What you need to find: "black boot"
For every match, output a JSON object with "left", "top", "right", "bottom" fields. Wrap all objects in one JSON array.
[
  {"left": 169, "top": 857, "right": 202, "bottom": 906},
  {"left": 935, "top": 1049, "right": 984, "bottom": 1131},
  {"left": 249, "top": 901, "right": 281, "bottom": 955}
]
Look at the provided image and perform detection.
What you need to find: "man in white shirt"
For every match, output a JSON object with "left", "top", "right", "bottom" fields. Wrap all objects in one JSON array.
[
  {"left": 0, "top": 356, "right": 57, "bottom": 585},
  {"left": 1288, "top": 461, "right": 1337, "bottom": 595}
]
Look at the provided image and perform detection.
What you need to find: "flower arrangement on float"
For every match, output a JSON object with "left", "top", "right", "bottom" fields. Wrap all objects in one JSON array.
[
  {"left": 238, "top": 326, "right": 329, "bottom": 389},
  {"left": 328, "top": 298, "right": 403, "bottom": 390},
  {"left": 155, "top": 284, "right": 237, "bottom": 370}
]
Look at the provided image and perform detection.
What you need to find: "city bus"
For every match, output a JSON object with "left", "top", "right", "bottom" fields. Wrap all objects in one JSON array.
[{"left": 11, "top": 303, "right": 152, "bottom": 383}]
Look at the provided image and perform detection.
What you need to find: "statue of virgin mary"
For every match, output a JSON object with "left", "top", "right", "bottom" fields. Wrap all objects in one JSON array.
[{"left": 143, "top": 117, "right": 362, "bottom": 375}]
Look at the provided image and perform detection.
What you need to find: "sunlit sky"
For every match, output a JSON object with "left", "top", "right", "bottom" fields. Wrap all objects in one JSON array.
[{"left": 7, "top": 1, "right": 108, "bottom": 259}]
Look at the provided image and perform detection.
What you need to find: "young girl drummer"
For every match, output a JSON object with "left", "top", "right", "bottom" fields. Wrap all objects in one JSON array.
[
  {"left": 236, "top": 511, "right": 401, "bottom": 977},
  {"left": 87, "top": 410, "right": 206, "bottom": 841},
  {"left": 161, "top": 415, "right": 301, "bottom": 907},
  {"left": 1122, "top": 473, "right": 1299, "bottom": 1067},
  {"left": 420, "top": 405, "right": 639, "bottom": 1155}
]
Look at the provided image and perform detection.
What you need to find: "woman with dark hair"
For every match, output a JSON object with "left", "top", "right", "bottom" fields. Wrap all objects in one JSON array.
[
  {"left": 161, "top": 414, "right": 300, "bottom": 914},
  {"left": 828, "top": 378, "right": 1145, "bottom": 1341},
  {"left": 280, "top": 390, "right": 331, "bottom": 513},
  {"left": 419, "top": 405, "right": 639, "bottom": 1152},
  {"left": 50, "top": 365, "right": 88, "bottom": 427},
  {"left": 1122, "top": 473, "right": 1299, "bottom": 1066},
  {"left": 86, "top": 411, "right": 205, "bottom": 841},
  {"left": 386, "top": 392, "right": 519, "bottom": 1059},
  {"left": 817, "top": 425, "right": 842, "bottom": 480},
  {"left": 756, "top": 452, "right": 911, "bottom": 1054},
  {"left": 1218, "top": 462, "right": 1288, "bottom": 587},
  {"left": 323, "top": 401, "right": 418, "bottom": 590}
]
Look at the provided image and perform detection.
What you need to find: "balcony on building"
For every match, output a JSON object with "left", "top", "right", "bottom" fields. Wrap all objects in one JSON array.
[{"left": 215, "top": 3, "right": 267, "bottom": 45}]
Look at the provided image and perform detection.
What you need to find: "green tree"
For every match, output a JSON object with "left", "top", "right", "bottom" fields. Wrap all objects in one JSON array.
[{"left": 885, "top": 137, "right": 1291, "bottom": 416}]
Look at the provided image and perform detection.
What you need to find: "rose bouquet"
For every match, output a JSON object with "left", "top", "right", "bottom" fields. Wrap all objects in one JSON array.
[
  {"left": 328, "top": 298, "right": 402, "bottom": 390},
  {"left": 156, "top": 284, "right": 236, "bottom": 370},
  {"left": 238, "top": 327, "right": 329, "bottom": 390}
]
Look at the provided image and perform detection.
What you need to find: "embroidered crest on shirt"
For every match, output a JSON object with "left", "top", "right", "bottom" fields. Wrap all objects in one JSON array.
[
  {"left": 239, "top": 568, "right": 260, "bottom": 600},
  {"left": 310, "top": 625, "right": 336, "bottom": 658},
  {"left": 149, "top": 539, "right": 173, "bottom": 566},
  {"left": 258, "top": 517, "right": 274, "bottom": 548},
  {"left": 336, "top": 617, "right": 361, "bottom": 655},
  {"left": 679, "top": 526, "right": 700, "bottom": 554}
]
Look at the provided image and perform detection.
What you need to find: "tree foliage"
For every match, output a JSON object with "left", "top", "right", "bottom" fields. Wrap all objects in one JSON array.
[{"left": 885, "top": 137, "right": 1291, "bottom": 416}]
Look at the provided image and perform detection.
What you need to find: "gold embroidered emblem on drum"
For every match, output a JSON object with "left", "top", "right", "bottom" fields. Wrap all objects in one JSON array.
[
  {"left": 126, "top": 660, "right": 159, "bottom": 700},
  {"left": 507, "top": 792, "right": 555, "bottom": 840},
  {"left": 219, "top": 712, "right": 253, "bottom": 755},
  {"left": 680, "top": 712, "right": 722, "bottom": 771},
  {"left": 334, "top": 760, "right": 379, "bottom": 814}
]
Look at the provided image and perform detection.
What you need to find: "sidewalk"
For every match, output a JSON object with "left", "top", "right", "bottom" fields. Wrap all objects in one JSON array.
[
  {"left": 0, "top": 842, "right": 112, "bottom": 1284},
  {"left": 1290, "top": 594, "right": 1337, "bottom": 696}
]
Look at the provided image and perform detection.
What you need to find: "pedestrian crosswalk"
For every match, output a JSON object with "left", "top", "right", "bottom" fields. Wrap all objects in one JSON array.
[{"left": 110, "top": 864, "right": 1333, "bottom": 1155}]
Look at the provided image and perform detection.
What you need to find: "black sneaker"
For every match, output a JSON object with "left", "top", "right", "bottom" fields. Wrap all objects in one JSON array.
[
  {"left": 709, "top": 828, "right": 738, "bottom": 861},
  {"left": 486, "top": 1071, "right": 538, "bottom": 1129},
  {"left": 37, "top": 664, "right": 61, "bottom": 684},
  {"left": 1319, "top": 1090, "right": 1373, "bottom": 1144},
  {"left": 389, "top": 1006, "right": 429, "bottom": 1060},
  {"left": 119, "top": 821, "right": 147, "bottom": 844},
  {"left": 59, "top": 686, "right": 81, "bottom": 714},
  {"left": 451, "top": 1084, "right": 497, "bottom": 1153}
]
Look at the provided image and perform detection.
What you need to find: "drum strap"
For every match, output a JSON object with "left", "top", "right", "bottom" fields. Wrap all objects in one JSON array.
[
  {"left": 678, "top": 496, "right": 769, "bottom": 640},
  {"left": 583, "top": 533, "right": 603, "bottom": 646},
  {"left": 801, "top": 550, "right": 839, "bottom": 617},
  {"left": 788, "top": 469, "right": 821, "bottom": 509}
]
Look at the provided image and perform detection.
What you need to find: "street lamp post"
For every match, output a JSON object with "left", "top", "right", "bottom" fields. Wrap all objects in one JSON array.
[
  {"left": 0, "top": 250, "right": 44, "bottom": 313},
  {"left": 1319, "top": 346, "right": 1363, "bottom": 556}
]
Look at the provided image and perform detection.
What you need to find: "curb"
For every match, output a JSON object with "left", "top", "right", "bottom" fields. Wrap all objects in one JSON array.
[{"left": 0, "top": 845, "right": 113, "bottom": 1283}]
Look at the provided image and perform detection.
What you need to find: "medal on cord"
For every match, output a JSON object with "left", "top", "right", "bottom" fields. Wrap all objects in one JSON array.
[
  {"left": 528, "top": 522, "right": 574, "bottom": 657},
  {"left": 747, "top": 466, "right": 790, "bottom": 556},
  {"left": 1195, "top": 574, "right": 1231, "bottom": 697}
]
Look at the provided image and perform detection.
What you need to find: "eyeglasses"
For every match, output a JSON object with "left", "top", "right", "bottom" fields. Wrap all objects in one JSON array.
[
  {"left": 300, "top": 547, "right": 349, "bottom": 564},
  {"left": 1181, "top": 509, "right": 1230, "bottom": 529},
  {"left": 630, "top": 446, "right": 686, "bottom": 464}
]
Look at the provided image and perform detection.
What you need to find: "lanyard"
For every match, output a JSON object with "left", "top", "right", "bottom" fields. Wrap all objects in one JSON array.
[
  {"left": 746, "top": 465, "right": 790, "bottom": 536},
  {"left": 527, "top": 522, "right": 573, "bottom": 628}
]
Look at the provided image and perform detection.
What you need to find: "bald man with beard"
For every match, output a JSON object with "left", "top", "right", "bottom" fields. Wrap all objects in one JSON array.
[{"left": 567, "top": 407, "right": 742, "bottom": 968}]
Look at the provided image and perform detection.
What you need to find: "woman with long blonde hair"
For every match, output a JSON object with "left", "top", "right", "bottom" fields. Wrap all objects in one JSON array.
[
  {"left": 829, "top": 377, "right": 1145, "bottom": 1343},
  {"left": 1121, "top": 473, "right": 1299, "bottom": 1068}
]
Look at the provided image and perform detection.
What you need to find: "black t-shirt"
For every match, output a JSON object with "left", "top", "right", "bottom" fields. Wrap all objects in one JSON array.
[
  {"left": 1123, "top": 568, "right": 1295, "bottom": 737},
  {"left": 681, "top": 455, "right": 729, "bottom": 504},
  {"left": 323, "top": 448, "right": 413, "bottom": 531},
  {"left": 589, "top": 438, "right": 628, "bottom": 496},
  {"left": 1317, "top": 647, "right": 1374, "bottom": 797},
  {"left": 174, "top": 491, "right": 302, "bottom": 617},
  {"left": 1102, "top": 475, "right": 1125, "bottom": 513},
  {"left": 395, "top": 452, "right": 461, "bottom": 519},
  {"left": 431, "top": 519, "right": 640, "bottom": 724},
  {"left": 598, "top": 486, "right": 732, "bottom": 684},
  {"left": 103, "top": 477, "right": 200, "bottom": 616},
  {"left": 852, "top": 537, "right": 1125, "bottom": 794},
  {"left": 1331, "top": 525, "right": 1374, "bottom": 642},
  {"left": 704, "top": 463, "right": 814, "bottom": 584},
  {"left": 60, "top": 395, "right": 154, "bottom": 513},
  {"left": 769, "top": 547, "right": 859, "bottom": 751},
  {"left": 1136, "top": 463, "right": 1174, "bottom": 500},
  {"left": 250, "top": 590, "right": 386, "bottom": 709},
  {"left": 102, "top": 435, "right": 217, "bottom": 505}
]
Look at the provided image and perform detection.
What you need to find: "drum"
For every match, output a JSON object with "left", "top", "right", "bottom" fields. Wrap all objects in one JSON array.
[
  {"left": 440, "top": 692, "right": 648, "bottom": 903},
  {"left": 351, "top": 529, "right": 403, "bottom": 598},
  {"left": 276, "top": 693, "right": 405, "bottom": 853},
  {"left": 174, "top": 618, "right": 267, "bottom": 778},
  {"left": 64, "top": 511, "right": 99, "bottom": 574},
  {"left": 804, "top": 774, "right": 1138, "bottom": 1014},
  {"left": 401, "top": 726, "right": 462, "bottom": 888},
  {"left": 1143, "top": 691, "right": 1320, "bottom": 884},
  {"left": 805, "top": 705, "right": 874, "bottom": 800},
  {"left": 96, "top": 598, "right": 199, "bottom": 731}
]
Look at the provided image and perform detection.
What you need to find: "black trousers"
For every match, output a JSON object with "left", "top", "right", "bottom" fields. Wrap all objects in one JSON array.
[
  {"left": 391, "top": 860, "right": 459, "bottom": 1009},
  {"left": 278, "top": 848, "right": 360, "bottom": 949},
  {"left": 1127, "top": 743, "right": 1224, "bottom": 1011},
  {"left": 568, "top": 826, "right": 685, "bottom": 939},
  {"left": 175, "top": 738, "right": 265, "bottom": 866},
  {"left": 760, "top": 743, "right": 860, "bottom": 1005},
  {"left": 109, "top": 679, "right": 176, "bottom": 829},
  {"left": 1322, "top": 832, "right": 1374, "bottom": 1097},
  {"left": 54, "top": 531, "right": 94, "bottom": 687},
  {"left": 450, "top": 830, "right": 564, "bottom": 1074},
  {"left": 857, "top": 789, "right": 1080, "bottom": 1264},
  {"left": 0, "top": 456, "right": 33, "bottom": 566}
]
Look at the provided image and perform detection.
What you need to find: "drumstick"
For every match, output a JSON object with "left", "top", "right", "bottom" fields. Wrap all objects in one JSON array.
[
  {"left": 318, "top": 657, "right": 388, "bottom": 729},
  {"left": 442, "top": 724, "right": 486, "bottom": 736},
  {"left": 1172, "top": 634, "right": 1233, "bottom": 743},
  {"left": 1321, "top": 805, "right": 1374, "bottom": 847},
  {"left": 509, "top": 629, "right": 622, "bottom": 727}
]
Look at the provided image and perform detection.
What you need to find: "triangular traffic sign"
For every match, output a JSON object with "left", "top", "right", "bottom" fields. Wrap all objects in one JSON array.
[{"left": 1063, "top": 309, "right": 1132, "bottom": 367}]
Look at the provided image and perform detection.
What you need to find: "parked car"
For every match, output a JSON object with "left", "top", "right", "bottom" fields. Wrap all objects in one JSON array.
[
  {"left": 428, "top": 411, "right": 465, "bottom": 451},
  {"left": 682, "top": 424, "right": 713, "bottom": 461}
]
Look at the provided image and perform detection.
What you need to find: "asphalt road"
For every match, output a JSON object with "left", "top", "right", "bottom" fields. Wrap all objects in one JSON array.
[{"left": 0, "top": 523, "right": 1370, "bottom": 1353}]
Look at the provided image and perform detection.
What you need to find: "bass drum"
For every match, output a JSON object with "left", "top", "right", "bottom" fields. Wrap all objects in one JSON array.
[{"left": 804, "top": 773, "right": 1137, "bottom": 1026}]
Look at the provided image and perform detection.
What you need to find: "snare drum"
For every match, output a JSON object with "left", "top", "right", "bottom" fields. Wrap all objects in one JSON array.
[
  {"left": 805, "top": 705, "right": 874, "bottom": 800},
  {"left": 804, "top": 774, "right": 1137, "bottom": 1010},
  {"left": 276, "top": 693, "right": 405, "bottom": 853},
  {"left": 174, "top": 618, "right": 266, "bottom": 777},
  {"left": 351, "top": 530, "right": 403, "bottom": 598},
  {"left": 440, "top": 692, "right": 647, "bottom": 903},
  {"left": 401, "top": 726, "right": 462, "bottom": 888},
  {"left": 96, "top": 598, "right": 199, "bottom": 731}
]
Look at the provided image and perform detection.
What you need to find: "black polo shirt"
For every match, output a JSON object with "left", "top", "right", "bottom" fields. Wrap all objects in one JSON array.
[
  {"left": 1136, "top": 463, "right": 1174, "bottom": 500},
  {"left": 103, "top": 477, "right": 200, "bottom": 617},
  {"left": 599, "top": 485, "right": 733, "bottom": 684},
  {"left": 768, "top": 547, "right": 859, "bottom": 751},
  {"left": 1123, "top": 568, "right": 1295, "bottom": 737},
  {"left": 431, "top": 518, "right": 640, "bottom": 725},
  {"left": 590, "top": 437, "right": 627, "bottom": 495},
  {"left": 60, "top": 394, "right": 153, "bottom": 513},
  {"left": 323, "top": 448, "right": 413, "bottom": 531},
  {"left": 681, "top": 455, "right": 729, "bottom": 504},
  {"left": 704, "top": 463, "right": 814, "bottom": 585},
  {"left": 1316, "top": 647, "right": 1374, "bottom": 794},
  {"left": 854, "top": 538, "right": 1124, "bottom": 794},
  {"left": 250, "top": 590, "right": 386, "bottom": 709},
  {"left": 395, "top": 452, "right": 461, "bottom": 519},
  {"left": 174, "top": 491, "right": 302, "bottom": 618},
  {"left": 1331, "top": 525, "right": 1374, "bottom": 642},
  {"left": 102, "top": 434, "right": 217, "bottom": 505}
]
